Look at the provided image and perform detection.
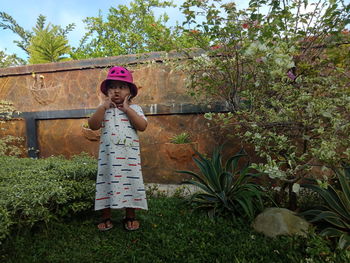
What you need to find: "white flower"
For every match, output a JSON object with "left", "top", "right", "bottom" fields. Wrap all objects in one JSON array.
[{"left": 292, "top": 183, "right": 300, "bottom": 193}]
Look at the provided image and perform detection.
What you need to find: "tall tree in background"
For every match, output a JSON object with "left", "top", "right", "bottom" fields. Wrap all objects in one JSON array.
[
  {"left": 27, "top": 16, "right": 74, "bottom": 64},
  {"left": 0, "top": 12, "right": 74, "bottom": 64},
  {"left": 71, "top": 0, "right": 198, "bottom": 59}
]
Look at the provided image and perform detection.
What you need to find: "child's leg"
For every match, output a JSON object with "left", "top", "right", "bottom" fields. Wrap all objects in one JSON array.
[
  {"left": 125, "top": 208, "right": 139, "bottom": 230},
  {"left": 97, "top": 208, "right": 113, "bottom": 230},
  {"left": 102, "top": 207, "right": 112, "bottom": 219}
]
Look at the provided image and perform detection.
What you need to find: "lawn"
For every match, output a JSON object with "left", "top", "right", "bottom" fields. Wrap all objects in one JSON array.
[{"left": 1, "top": 197, "right": 349, "bottom": 263}]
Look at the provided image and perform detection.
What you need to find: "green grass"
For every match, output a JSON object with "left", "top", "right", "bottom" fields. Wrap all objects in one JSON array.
[{"left": 1, "top": 197, "right": 349, "bottom": 263}]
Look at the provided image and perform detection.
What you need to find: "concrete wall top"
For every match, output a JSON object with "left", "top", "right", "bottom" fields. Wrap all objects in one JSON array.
[{"left": 0, "top": 49, "right": 204, "bottom": 77}]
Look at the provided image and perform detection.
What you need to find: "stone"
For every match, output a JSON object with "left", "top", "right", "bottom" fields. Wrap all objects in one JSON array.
[{"left": 252, "top": 207, "right": 310, "bottom": 238}]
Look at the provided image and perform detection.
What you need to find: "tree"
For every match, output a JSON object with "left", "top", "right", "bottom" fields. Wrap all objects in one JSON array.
[
  {"left": 0, "top": 50, "right": 26, "bottom": 67},
  {"left": 28, "top": 22, "right": 72, "bottom": 64},
  {"left": 71, "top": 0, "right": 201, "bottom": 59},
  {"left": 0, "top": 13, "right": 74, "bottom": 64},
  {"left": 175, "top": 0, "right": 350, "bottom": 208}
]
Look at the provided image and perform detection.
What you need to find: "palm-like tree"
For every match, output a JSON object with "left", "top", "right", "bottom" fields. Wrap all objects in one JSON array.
[
  {"left": 0, "top": 12, "right": 74, "bottom": 64},
  {"left": 28, "top": 24, "right": 71, "bottom": 64}
]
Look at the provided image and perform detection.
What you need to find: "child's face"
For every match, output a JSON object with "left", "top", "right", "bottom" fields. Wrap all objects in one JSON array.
[{"left": 106, "top": 80, "right": 131, "bottom": 104}]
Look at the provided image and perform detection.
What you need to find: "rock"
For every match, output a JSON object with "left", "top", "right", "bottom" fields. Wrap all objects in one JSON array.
[{"left": 252, "top": 207, "right": 310, "bottom": 238}]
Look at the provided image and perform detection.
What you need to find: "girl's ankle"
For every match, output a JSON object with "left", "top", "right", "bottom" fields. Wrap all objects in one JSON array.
[
  {"left": 125, "top": 208, "right": 136, "bottom": 218},
  {"left": 102, "top": 208, "right": 111, "bottom": 219}
]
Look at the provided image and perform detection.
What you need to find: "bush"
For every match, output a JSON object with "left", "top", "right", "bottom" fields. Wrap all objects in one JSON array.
[
  {"left": 178, "top": 146, "right": 265, "bottom": 221},
  {"left": 0, "top": 153, "right": 97, "bottom": 243}
]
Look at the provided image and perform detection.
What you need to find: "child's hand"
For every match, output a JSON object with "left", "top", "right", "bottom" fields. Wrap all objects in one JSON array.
[
  {"left": 117, "top": 95, "right": 131, "bottom": 113},
  {"left": 101, "top": 97, "right": 117, "bottom": 110}
]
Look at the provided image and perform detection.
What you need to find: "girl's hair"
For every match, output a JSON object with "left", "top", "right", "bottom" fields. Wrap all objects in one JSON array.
[{"left": 105, "top": 80, "right": 136, "bottom": 98}]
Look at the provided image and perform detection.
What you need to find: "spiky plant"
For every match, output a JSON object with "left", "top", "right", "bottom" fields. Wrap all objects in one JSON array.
[
  {"left": 170, "top": 132, "right": 191, "bottom": 144},
  {"left": 177, "top": 146, "right": 265, "bottom": 221},
  {"left": 302, "top": 164, "right": 350, "bottom": 249}
]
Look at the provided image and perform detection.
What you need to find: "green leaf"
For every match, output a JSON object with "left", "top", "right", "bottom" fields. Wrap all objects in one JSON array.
[
  {"left": 337, "top": 170, "right": 350, "bottom": 206},
  {"left": 178, "top": 146, "right": 264, "bottom": 220},
  {"left": 338, "top": 233, "right": 350, "bottom": 250},
  {"left": 320, "top": 227, "right": 345, "bottom": 239},
  {"left": 182, "top": 180, "right": 215, "bottom": 195},
  {"left": 312, "top": 211, "right": 347, "bottom": 229},
  {"left": 303, "top": 184, "right": 348, "bottom": 218}
]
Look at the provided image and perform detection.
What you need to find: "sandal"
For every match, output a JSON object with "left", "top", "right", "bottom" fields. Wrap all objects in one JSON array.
[
  {"left": 97, "top": 218, "right": 113, "bottom": 231},
  {"left": 122, "top": 217, "right": 140, "bottom": 231}
]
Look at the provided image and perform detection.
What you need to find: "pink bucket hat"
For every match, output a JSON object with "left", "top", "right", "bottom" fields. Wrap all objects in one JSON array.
[{"left": 100, "top": 66, "right": 137, "bottom": 97}]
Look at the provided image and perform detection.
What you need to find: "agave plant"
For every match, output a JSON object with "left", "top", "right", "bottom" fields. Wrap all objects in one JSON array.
[
  {"left": 302, "top": 165, "right": 350, "bottom": 250},
  {"left": 177, "top": 146, "right": 265, "bottom": 221}
]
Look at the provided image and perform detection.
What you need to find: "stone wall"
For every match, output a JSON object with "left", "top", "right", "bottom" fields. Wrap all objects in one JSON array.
[{"left": 0, "top": 51, "right": 233, "bottom": 183}]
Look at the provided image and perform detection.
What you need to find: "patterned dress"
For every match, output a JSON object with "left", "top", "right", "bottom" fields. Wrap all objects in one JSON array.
[{"left": 94, "top": 104, "right": 148, "bottom": 211}]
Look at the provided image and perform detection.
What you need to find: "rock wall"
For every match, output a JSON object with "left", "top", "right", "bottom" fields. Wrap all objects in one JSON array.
[{"left": 0, "top": 51, "right": 234, "bottom": 183}]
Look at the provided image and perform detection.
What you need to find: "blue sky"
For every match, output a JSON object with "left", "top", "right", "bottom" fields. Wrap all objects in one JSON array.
[{"left": 0, "top": 0, "right": 348, "bottom": 60}]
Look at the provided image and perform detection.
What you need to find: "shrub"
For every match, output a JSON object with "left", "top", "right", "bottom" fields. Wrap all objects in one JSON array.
[
  {"left": 177, "top": 146, "right": 265, "bottom": 221},
  {"left": 0, "top": 207, "right": 12, "bottom": 244},
  {"left": 0, "top": 153, "right": 97, "bottom": 243},
  {"left": 175, "top": 0, "right": 350, "bottom": 211}
]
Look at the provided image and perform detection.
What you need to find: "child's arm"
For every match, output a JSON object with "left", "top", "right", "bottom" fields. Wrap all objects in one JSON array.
[
  {"left": 125, "top": 107, "right": 148, "bottom": 131},
  {"left": 117, "top": 97, "right": 147, "bottom": 131},
  {"left": 88, "top": 98, "right": 116, "bottom": 130}
]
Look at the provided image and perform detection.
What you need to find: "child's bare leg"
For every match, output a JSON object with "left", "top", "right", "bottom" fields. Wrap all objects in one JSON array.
[
  {"left": 102, "top": 207, "right": 112, "bottom": 219},
  {"left": 97, "top": 208, "right": 113, "bottom": 230},
  {"left": 125, "top": 208, "right": 139, "bottom": 230}
]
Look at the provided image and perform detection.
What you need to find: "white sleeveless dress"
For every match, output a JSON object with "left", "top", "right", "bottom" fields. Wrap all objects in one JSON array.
[{"left": 94, "top": 104, "right": 148, "bottom": 211}]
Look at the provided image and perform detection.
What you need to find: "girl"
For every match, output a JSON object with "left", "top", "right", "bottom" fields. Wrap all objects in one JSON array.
[{"left": 88, "top": 66, "right": 148, "bottom": 231}]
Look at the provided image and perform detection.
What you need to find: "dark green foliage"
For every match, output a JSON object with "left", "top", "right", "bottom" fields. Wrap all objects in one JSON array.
[
  {"left": 0, "top": 153, "right": 97, "bottom": 244},
  {"left": 302, "top": 165, "right": 350, "bottom": 249},
  {"left": 177, "top": 147, "right": 265, "bottom": 221},
  {"left": 1, "top": 197, "right": 349, "bottom": 263}
]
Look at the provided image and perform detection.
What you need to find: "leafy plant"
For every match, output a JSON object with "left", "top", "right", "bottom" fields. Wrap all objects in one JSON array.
[
  {"left": 170, "top": 132, "right": 191, "bottom": 144},
  {"left": 177, "top": 146, "right": 265, "bottom": 221},
  {"left": 174, "top": 0, "right": 350, "bottom": 210},
  {"left": 0, "top": 153, "right": 97, "bottom": 243},
  {"left": 302, "top": 165, "right": 350, "bottom": 249}
]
